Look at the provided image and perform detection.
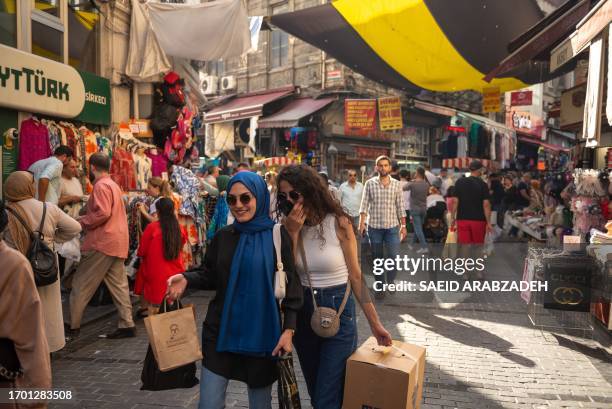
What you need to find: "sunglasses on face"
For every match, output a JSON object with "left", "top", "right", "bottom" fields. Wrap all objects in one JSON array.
[
  {"left": 226, "top": 193, "right": 253, "bottom": 206},
  {"left": 278, "top": 190, "right": 301, "bottom": 202}
]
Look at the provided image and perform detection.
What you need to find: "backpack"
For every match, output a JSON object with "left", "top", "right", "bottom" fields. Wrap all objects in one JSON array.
[{"left": 7, "top": 203, "right": 59, "bottom": 287}]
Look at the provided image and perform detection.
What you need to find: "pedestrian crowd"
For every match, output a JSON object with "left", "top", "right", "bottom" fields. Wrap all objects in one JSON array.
[{"left": 0, "top": 147, "right": 595, "bottom": 409}]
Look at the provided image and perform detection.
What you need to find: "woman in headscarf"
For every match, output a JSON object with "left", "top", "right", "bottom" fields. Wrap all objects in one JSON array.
[
  {"left": 3, "top": 171, "right": 81, "bottom": 353},
  {"left": 167, "top": 171, "right": 303, "bottom": 409},
  {"left": 206, "top": 175, "right": 232, "bottom": 242}
]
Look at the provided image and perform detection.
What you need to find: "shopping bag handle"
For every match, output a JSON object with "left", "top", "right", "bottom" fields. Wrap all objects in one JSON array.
[{"left": 161, "top": 297, "right": 183, "bottom": 313}]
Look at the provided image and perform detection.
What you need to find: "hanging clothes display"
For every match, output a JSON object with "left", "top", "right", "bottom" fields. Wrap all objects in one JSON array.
[
  {"left": 110, "top": 147, "right": 137, "bottom": 191},
  {"left": 18, "top": 117, "right": 52, "bottom": 170},
  {"left": 146, "top": 148, "right": 168, "bottom": 177},
  {"left": 133, "top": 149, "right": 153, "bottom": 190},
  {"left": 43, "top": 120, "right": 62, "bottom": 152},
  {"left": 457, "top": 131, "right": 468, "bottom": 158}
]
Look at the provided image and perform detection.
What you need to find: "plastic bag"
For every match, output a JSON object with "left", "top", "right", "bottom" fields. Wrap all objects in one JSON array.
[
  {"left": 442, "top": 228, "right": 457, "bottom": 259},
  {"left": 56, "top": 237, "right": 81, "bottom": 262},
  {"left": 484, "top": 231, "right": 495, "bottom": 256},
  {"left": 277, "top": 353, "right": 301, "bottom": 409}
]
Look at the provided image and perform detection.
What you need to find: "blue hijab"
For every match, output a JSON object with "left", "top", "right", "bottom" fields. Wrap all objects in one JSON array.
[{"left": 217, "top": 171, "right": 280, "bottom": 356}]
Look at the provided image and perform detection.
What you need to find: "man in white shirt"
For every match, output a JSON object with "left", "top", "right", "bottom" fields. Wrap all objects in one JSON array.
[
  {"left": 340, "top": 170, "right": 364, "bottom": 227},
  {"left": 29, "top": 145, "right": 74, "bottom": 204},
  {"left": 59, "top": 158, "right": 84, "bottom": 218}
]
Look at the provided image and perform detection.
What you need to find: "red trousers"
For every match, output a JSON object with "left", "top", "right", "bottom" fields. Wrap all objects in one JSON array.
[{"left": 457, "top": 220, "right": 487, "bottom": 244}]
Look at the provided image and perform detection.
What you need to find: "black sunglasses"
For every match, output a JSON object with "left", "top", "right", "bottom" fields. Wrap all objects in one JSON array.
[
  {"left": 226, "top": 193, "right": 253, "bottom": 206},
  {"left": 278, "top": 190, "right": 301, "bottom": 202}
]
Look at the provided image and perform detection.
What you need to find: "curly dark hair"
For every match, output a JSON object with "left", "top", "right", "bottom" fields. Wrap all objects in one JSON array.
[{"left": 277, "top": 165, "right": 351, "bottom": 244}]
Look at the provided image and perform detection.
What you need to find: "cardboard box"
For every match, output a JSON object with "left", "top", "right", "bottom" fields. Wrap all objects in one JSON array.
[{"left": 343, "top": 337, "right": 426, "bottom": 409}]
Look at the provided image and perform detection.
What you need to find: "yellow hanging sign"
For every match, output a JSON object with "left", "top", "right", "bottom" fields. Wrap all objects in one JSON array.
[{"left": 482, "top": 87, "right": 501, "bottom": 113}]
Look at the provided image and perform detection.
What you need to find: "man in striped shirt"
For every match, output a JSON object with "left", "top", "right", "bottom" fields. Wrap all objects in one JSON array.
[{"left": 359, "top": 156, "right": 406, "bottom": 295}]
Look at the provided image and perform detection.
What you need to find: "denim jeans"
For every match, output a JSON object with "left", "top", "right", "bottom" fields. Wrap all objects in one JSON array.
[
  {"left": 368, "top": 226, "right": 401, "bottom": 284},
  {"left": 293, "top": 284, "right": 358, "bottom": 409},
  {"left": 411, "top": 209, "right": 427, "bottom": 246},
  {"left": 198, "top": 366, "right": 272, "bottom": 409}
]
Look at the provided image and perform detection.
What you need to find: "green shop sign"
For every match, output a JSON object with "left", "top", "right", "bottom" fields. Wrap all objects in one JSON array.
[
  {"left": 0, "top": 44, "right": 111, "bottom": 126},
  {"left": 76, "top": 70, "right": 111, "bottom": 126}
]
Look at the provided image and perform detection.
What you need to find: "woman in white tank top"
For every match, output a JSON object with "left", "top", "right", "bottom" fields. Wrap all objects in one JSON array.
[{"left": 277, "top": 165, "right": 392, "bottom": 409}]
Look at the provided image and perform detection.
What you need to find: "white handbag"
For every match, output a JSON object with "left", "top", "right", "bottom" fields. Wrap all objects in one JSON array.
[{"left": 273, "top": 224, "right": 287, "bottom": 300}]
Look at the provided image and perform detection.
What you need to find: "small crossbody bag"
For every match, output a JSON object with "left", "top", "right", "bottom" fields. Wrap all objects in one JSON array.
[
  {"left": 298, "top": 232, "right": 351, "bottom": 338},
  {"left": 273, "top": 224, "right": 287, "bottom": 300}
]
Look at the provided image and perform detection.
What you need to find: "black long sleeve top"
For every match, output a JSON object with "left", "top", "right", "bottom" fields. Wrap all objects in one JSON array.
[{"left": 183, "top": 224, "right": 303, "bottom": 388}]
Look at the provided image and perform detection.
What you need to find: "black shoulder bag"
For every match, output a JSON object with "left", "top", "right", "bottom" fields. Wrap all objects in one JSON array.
[{"left": 7, "top": 203, "right": 58, "bottom": 287}]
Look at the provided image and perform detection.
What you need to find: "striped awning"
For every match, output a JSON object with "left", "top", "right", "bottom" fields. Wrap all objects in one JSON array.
[
  {"left": 271, "top": 0, "right": 560, "bottom": 93},
  {"left": 442, "top": 158, "right": 497, "bottom": 170},
  {"left": 254, "top": 157, "right": 298, "bottom": 167}
]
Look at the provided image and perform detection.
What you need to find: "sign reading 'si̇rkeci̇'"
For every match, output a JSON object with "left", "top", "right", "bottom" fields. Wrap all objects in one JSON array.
[{"left": 0, "top": 44, "right": 111, "bottom": 126}]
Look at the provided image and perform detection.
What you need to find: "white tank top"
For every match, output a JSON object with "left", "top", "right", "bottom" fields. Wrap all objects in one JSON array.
[{"left": 295, "top": 214, "right": 349, "bottom": 288}]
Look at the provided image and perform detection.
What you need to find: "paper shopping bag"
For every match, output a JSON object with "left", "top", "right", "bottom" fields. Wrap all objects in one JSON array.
[{"left": 144, "top": 300, "right": 203, "bottom": 372}]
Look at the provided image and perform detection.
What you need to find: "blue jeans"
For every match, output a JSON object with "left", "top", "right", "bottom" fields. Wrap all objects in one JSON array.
[
  {"left": 293, "top": 284, "right": 358, "bottom": 409},
  {"left": 368, "top": 226, "right": 401, "bottom": 284},
  {"left": 198, "top": 366, "right": 272, "bottom": 409},
  {"left": 411, "top": 209, "right": 427, "bottom": 246}
]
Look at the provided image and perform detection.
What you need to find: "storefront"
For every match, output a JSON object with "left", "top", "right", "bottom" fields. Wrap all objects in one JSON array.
[
  {"left": 256, "top": 96, "right": 335, "bottom": 168},
  {"left": 203, "top": 86, "right": 295, "bottom": 165},
  {"left": 437, "top": 112, "right": 516, "bottom": 171},
  {"left": 0, "top": 43, "right": 111, "bottom": 193}
]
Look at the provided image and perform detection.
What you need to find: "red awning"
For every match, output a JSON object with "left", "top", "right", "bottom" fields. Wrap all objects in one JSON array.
[
  {"left": 518, "top": 136, "right": 570, "bottom": 152},
  {"left": 258, "top": 97, "right": 335, "bottom": 128},
  {"left": 204, "top": 88, "right": 294, "bottom": 124}
]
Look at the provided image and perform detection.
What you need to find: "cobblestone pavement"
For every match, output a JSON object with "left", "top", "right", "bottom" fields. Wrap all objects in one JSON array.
[{"left": 49, "top": 244, "right": 611, "bottom": 409}]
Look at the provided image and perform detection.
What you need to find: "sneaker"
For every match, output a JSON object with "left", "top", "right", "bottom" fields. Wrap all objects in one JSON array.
[
  {"left": 100, "top": 327, "right": 136, "bottom": 339},
  {"left": 416, "top": 248, "right": 429, "bottom": 254},
  {"left": 65, "top": 327, "right": 80, "bottom": 342}
]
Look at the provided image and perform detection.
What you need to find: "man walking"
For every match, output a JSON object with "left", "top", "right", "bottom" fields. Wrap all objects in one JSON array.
[
  {"left": 29, "top": 145, "right": 74, "bottom": 204},
  {"left": 340, "top": 170, "right": 364, "bottom": 228},
  {"left": 452, "top": 160, "right": 492, "bottom": 245},
  {"left": 67, "top": 153, "right": 135, "bottom": 340},
  {"left": 359, "top": 156, "right": 406, "bottom": 295},
  {"left": 403, "top": 167, "right": 430, "bottom": 253},
  {"left": 340, "top": 169, "right": 364, "bottom": 260}
]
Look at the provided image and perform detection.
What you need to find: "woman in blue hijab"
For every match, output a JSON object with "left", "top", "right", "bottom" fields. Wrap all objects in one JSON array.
[{"left": 168, "top": 171, "right": 303, "bottom": 409}]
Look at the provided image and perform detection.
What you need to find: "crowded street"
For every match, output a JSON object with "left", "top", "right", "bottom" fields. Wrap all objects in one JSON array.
[
  {"left": 1, "top": 1, "right": 612, "bottom": 409},
  {"left": 47, "top": 247, "right": 612, "bottom": 409}
]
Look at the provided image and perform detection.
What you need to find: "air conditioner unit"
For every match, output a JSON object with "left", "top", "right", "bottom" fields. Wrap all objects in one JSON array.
[
  {"left": 221, "top": 75, "right": 237, "bottom": 91},
  {"left": 201, "top": 75, "right": 218, "bottom": 95}
]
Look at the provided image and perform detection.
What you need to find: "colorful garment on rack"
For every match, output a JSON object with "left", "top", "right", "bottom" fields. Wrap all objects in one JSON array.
[
  {"left": 133, "top": 153, "right": 152, "bottom": 190},
  {"left": 97, "top": 136, "right": 112, "bottom": 158},
  {"left": 18, "top": 118, "right": 52, "bottom": 170},
  {"left": 170, "top": 165, "right": 202, "bottom": 223},
  {"left": 178, "top": 215, "right": 195, "bottom": 268},
  {"left": 127, "top": 195, "right": 154, "bottom": 252},
  {"left": 146, "top": 149, "right": 168, "bottom": 177},
  {"left": 43, "top": 120, "right": 62, "bottom": 152},
  {"left": 110, "top": 147, "right": 137, "bottom": 191}
]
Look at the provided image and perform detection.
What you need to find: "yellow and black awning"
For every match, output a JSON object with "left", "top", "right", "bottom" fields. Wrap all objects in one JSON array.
[{"left": 271, "top": 0, "right": 558, "bottom": 93}]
